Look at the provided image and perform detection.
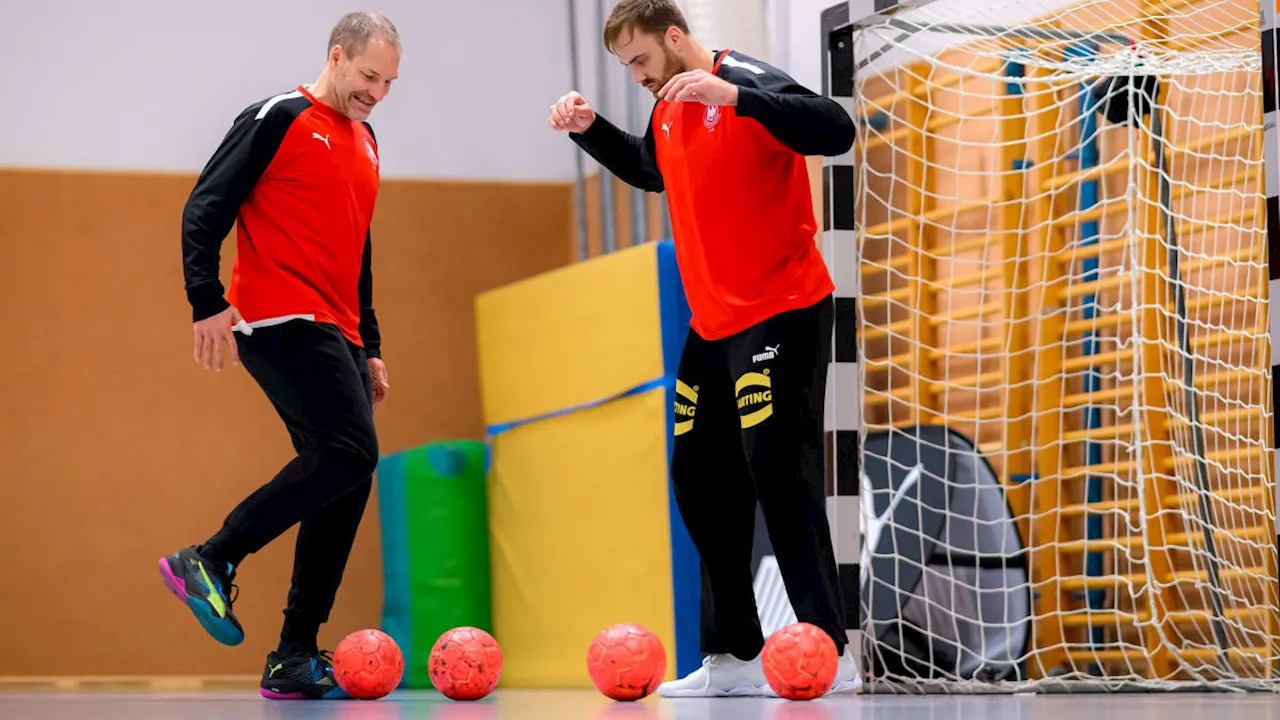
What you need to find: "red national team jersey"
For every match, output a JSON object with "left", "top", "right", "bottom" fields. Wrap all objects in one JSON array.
[
  {"left": 572, "top": 50, "right": 854, "bottom": 340},
  {"left": 181, "top": 85, "right": 383, "bottom": 355}
]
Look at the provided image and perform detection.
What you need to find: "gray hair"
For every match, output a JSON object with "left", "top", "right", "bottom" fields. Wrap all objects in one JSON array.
[{"left": 328, "top": 12, "right": 400, "bottom": 58}]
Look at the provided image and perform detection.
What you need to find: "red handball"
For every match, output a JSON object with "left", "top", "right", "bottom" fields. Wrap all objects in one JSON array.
[
  {"left": 428, "top": 626, "right": 503, "bottom": 701},
  {"left": 585, "top": 622, "right": 667, "bottom": 701},
  {"left": 761, "top": 622, "right": 839, "bottom": 701},
  {"left": 333, "top": 628, "right": 405, "bottom": 700}
]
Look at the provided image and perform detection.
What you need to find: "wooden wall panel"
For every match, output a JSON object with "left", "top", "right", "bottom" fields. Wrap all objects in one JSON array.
[{"left": 0, "top": 169, "right": 571, "bottom": 675}]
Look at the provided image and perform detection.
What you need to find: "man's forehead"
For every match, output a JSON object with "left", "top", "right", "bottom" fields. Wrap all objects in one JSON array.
[
  {"left": 615, "top": 28, "right": 656, "bottom": 63},
  {"left": 354, "top": 45, "right": 400, "bottom": 78}
]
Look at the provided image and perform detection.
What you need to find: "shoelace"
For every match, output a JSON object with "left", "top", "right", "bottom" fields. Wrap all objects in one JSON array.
[
  {"left": 273, "top": 650, "right": 335, "bottom": 679},
  {"left": 315, "top": 650, "right": 337, "bottom": 684},
  {"left": 215, "top": 563, "right": 240, "bottom": 606},
  {"left": 191, "top": 557, "right": 241, "bottom": 607},
  {"left": 696, "top": 654, "right": 720, "bottom": 692}
]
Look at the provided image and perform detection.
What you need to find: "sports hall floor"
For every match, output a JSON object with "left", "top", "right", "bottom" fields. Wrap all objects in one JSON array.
[{"left": 3, "top": 689, "right": 1280, "bottom": 720}]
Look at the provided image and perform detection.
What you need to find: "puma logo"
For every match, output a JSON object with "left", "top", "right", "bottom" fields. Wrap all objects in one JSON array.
[
  {"left": 312, "top": 132, "right": 331, "bottom": 150},
  {"left": 752, "top": 344, "right": 780, "bottom": 364}
]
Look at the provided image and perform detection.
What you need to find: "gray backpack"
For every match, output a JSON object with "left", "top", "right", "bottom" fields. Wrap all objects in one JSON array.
[
  {"left": 749, "top": 424, "right": 1031, "bottom": 683},
  {"left": 860, "top": 425, "right": 1031, "bottom": 682}
]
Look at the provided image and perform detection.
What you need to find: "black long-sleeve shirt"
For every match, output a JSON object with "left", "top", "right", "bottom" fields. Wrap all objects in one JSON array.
[
  {"left": 570, "top": 50, "right": 854, "bottom": 340},
  {"left": 181, "top": 86, "right": 382, "bottom": 357}
]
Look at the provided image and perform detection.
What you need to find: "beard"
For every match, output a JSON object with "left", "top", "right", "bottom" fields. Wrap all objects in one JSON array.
[
  {"left": 644, "top": 45, "right": 688, "bottom": 98},
  {"left": 347, "top": 92, "right": 376, "bottom": 117}
]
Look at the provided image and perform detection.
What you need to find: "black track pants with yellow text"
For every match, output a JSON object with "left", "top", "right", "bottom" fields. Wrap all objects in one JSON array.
[{"left": 670, "top": 294, "right": 846, "bottom": 659}]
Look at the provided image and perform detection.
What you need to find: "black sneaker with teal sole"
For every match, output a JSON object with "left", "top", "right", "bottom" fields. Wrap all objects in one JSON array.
[
  {"left": 157, "top": 546, "right": 244, "bottom": 646},
  {"left": 260, "top": 649, "right": 348, "bottom": 700}
]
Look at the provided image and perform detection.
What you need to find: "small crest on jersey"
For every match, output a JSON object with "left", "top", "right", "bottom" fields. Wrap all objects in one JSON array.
[
  {"left": 364, "top": 139, "right": 379, "bottom": 169},
  {"left": 703, "top": 104, "right": 722, "bottom": 131}
]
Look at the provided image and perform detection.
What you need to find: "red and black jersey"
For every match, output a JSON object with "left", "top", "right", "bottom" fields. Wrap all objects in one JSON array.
[
  {"left": 571, "top": 50, "right": 854, "bottom": 341},
  {"left": 181, "top": 85, "right": 382, "bottom": 356}
]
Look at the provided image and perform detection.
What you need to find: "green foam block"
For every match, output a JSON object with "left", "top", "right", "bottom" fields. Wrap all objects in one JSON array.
[{"left": 377, "top": 440, "right": 492, "bottom": 688}]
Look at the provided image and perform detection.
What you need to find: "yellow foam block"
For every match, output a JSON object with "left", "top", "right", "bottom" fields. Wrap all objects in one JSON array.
[
  {"left": 475, "top": 243, "right": 683, "bottom": 688},
  {"left": 485, "top": 390, "right": 674, "bottom": 687},
  {"left": 475, "top": 244, "right": 664, "bottom": 428}
]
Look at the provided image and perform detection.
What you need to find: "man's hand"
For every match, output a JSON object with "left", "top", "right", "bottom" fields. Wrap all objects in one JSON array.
[
  {"left": 193, "top": 305, "right": 244, "bottom": 371},
  {"left": 369, "top": 357, "right": 390, "bottom": 409},
  {"left": 549, "top": 91, "right": 597, "bottom": 133},
  {"left": 658, "top": 70, "right": 739, "bottom": 106}
]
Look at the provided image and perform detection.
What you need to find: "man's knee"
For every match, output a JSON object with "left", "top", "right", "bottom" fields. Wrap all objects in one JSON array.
[
  {"left": 320, "top": 424, "right": 379, "bottom": 480},
  {"left": 349, "top": 426, "right": 379, "bottom": 478}
]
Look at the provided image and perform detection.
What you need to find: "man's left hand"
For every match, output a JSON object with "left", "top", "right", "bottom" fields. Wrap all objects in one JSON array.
[
  {"left": 658, "top": 70, "right": 739, "bottom": 107},
  {"left": 369, "top": 357, "right": 390, "bottom": 409}
]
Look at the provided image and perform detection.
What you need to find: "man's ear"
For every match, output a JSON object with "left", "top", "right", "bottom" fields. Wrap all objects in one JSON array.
[{"left": 665, "top": 26, "right": 683, "bottom": 48}]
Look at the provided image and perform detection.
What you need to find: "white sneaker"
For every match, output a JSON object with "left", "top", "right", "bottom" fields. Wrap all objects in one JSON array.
[
  {"left": 656, "top": 653, "right": 771, "bottom": 697},
  {"left": 828, "top": 647, "right": 863, "bottom": 694}
]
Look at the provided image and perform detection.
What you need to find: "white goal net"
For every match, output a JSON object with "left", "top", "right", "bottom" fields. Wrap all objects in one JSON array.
[{"left": 840, "top": 0, "right": 1275, "bottom": 691}]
